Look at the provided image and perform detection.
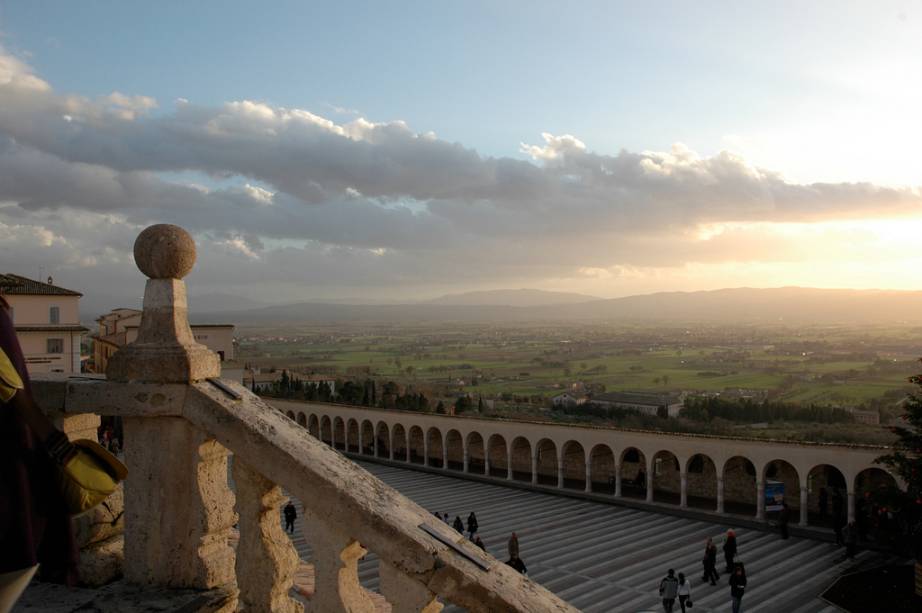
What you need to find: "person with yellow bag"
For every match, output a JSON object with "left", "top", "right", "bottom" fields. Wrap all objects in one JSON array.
[{"left": 0, "top": 289, "right": 126, "bottom": 613}]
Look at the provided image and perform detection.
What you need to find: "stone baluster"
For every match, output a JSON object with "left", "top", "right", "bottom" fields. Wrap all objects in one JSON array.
[
  {"left": 304, "top": 510, "right": 376, "bottom": 613},
  {"left": 107, "top": 225, "right": 235, "bottom": 590},
  {"left": 556, "top": 448, "right": 564, "bottom": 488},
  {"left": 233, "top": 460, "right": 302, "bottom": 612},
  {"left": 716, "top": 477, "right": 725, "bottom": 514},
  {"left": 506, "top": 446, "right": 513, "bottom": 480},
  {"left": 799, "top": 487, "right": 809, "bottom": 526},
  {"left": 379, "top": 560, "right": 443, "bottom": 613},
  {"left": 679, "top": 470, "right": 688, "bottom": 508},
  {"left": 584, "top": 458, "right": 592, "bottom": 493},
  {"left": 756, "top": 480, "right": 766, "bottom": 520}
]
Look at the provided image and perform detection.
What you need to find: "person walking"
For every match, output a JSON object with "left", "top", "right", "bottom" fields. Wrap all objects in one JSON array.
[
  {"left": 702, "top": 537, "right": 719, "bottom": 585},
  {"left": 467, "top": 512, "right": 479, "bottom": 540},
  {"left": 453, "top": 516, "right": 464, "bottom": 534},
  {"left": 723, "top": 529, "right": 737, "bottom": 572},
  {"left": 677, "top": 572, "right": 692, "bottom": 613},
  {"left": 729, "top": 563, "right": 747, "bottom": 613},
  {"left": 506, "top": 554, "right": 527, "bottom": 574},
  {"left": 779, "top": 502, "right": 790, "bottom": 539},
  {"left": 659, "top": 568, "right": 679, "bottom": 613},
  {"left": 844, "top": 521, "right": 858, "bottom": 559},
  {"left": 442, "top": 513, "right": 450, "bottom": 525},
  {"left": 508, "top": 532, "right": 520, "bottom": 559},
  {"left": 474, "top": 535, "right": 486, "bottom": 551},
  {"left": 283, "top": 501, "right": 297, "bottom": 534}
]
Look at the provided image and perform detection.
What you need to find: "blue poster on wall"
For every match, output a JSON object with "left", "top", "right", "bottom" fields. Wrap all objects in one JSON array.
[{"left": 765, "top": 480, "right": 785, "bottom": 512}]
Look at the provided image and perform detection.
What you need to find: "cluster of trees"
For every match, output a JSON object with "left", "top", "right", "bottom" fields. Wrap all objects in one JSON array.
[
  {"left": 261, "top": 372, "right": 436, "bottom": 413},
  {"left": 680, "top": 396, "right": 854, "bottom": 424}
]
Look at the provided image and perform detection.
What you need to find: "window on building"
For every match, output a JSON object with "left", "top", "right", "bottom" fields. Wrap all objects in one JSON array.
[
  {"left": 47, "top": 338, "right": 64, "bottom": 354},
  {"left": 50, "top": 306, "right": 60, "bottom": 324}
]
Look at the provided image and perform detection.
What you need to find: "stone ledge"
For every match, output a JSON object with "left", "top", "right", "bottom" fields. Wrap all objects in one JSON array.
[{"left": 15, "top": 580, "right": 236, "bottom": 613}]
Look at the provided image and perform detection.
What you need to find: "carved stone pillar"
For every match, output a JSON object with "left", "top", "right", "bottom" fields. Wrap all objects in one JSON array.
[
  {"left": 679, "top": 471, "right": 688, "bottom": 508},
  {"left": 645, "top": 469, "right": 654, "bottom": 503},
  {"left": 506, "top": 446, "right": 513, "bottom": 480},
  {"left": 531, "top": 452, "right": 538, "bottom": 485},
  {"left": 463, "top": 447, "right": 469, "bottom": 473},
  {"left": 380, "top": 560, "right": 443, "bottom": 613},
  {"left": 756, "top": 480, "right": 766, "bottom": 520},
  {"left": 716, "top": 477, "right": 725, "bottom": 514},
  {"left": 423, "top": 435, "right": 429, "bottom": 467},
  {"left": 108, "top": 225, "right": 233, "bottom": 590},
  {"left": 800, "top": 487, "right": 809, "bottom": 526},
  {"left": 614, "top": 465, "right": 622, "bottom": 497},
  {"left": 304, "top": 510, "right": 375, "bottom": 613},
  {"left": 233, "top": 460, "right": 302, "bottom": 612},
  {"left": 584, "top": 458, "right": 592, "bottom": 493},
  {"left": 556, "top": 448, "right": 564, "bottom": 488}
]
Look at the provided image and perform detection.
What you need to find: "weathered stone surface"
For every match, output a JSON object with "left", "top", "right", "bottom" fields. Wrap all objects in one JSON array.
[
  {"left": 304, "top": 511, "right": 376, "bottom": 613},
  {"left": 133, "top": 223, "right": 196, "bottom": 280},
  {"left": 74, "top": 483, "right": 124, "bottom": 549},
  {"left": 17, "top": 579, "right": 236, "bottom": 612},
  {"left": 379, "top": 559, "right": 443, "bottom": 613},
  {"left": 123, "top": 416, "right": 236, "bottom": 590},
  {"left": 78, "top": 534, "right": 124, "bottom": 587},
  {"left": 233, "top": 459, "right": 303, "bottom": 613}
]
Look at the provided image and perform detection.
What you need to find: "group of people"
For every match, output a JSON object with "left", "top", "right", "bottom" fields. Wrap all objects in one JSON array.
[
  {"left": 433, "top": 510, "right": 529, "bottom": 575},
  {"left": 659, "top": 530, "right": 747, "bottom": 613}
]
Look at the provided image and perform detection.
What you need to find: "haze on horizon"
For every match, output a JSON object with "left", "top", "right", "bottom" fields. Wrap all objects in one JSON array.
[{"left": 0, "top": 1, "right": 920, "bottom": 312}]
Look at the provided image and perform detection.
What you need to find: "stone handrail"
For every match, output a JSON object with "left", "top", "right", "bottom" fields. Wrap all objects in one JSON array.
[{"left": 34, "top": 375, "right": 574, "bottom": 611}]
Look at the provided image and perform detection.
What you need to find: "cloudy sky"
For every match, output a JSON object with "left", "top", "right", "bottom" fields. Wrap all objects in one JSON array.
[{"left": 0, "top": 1, "right": 920, "bottom": 312}]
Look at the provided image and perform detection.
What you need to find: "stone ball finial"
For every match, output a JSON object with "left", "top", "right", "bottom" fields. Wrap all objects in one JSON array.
[{"left": 133, "top": 224, "right": 196, "bottom": 279}]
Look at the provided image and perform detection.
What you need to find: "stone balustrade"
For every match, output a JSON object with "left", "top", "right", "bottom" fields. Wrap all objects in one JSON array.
[{"left": 32, "top": 224, "right": 575, "bottom": 612}]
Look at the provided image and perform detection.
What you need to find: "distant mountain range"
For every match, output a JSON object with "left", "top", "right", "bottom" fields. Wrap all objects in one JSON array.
[
  {"left": 191, "top": 286, "right": 922, "bottom": 326},
  {"left": 425, "top": 288, "right": 601, "bottom": 307}
]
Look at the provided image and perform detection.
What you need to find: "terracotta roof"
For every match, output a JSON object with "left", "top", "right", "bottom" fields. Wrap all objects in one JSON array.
[{"left": 0, "top": 274, "right": 82, "bottom": 296}]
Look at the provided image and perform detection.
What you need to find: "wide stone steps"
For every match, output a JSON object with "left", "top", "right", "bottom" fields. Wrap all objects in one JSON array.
[{"left": 284, "top": 461, "right": 898, "bottom": 612}]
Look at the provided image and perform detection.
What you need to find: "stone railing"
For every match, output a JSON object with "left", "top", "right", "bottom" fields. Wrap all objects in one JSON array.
[{"left": 33, "top": 225, "right": 575, "bottom": 612}]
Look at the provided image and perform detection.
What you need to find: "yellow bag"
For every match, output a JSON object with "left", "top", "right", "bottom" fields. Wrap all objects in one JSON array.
[{"left": 57, "top": 439, "right": 127, "bottom": 516}]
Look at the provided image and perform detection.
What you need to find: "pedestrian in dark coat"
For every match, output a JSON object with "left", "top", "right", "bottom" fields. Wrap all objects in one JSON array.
[
  {"left": 474, "top": 535, "right": 486, "bottom": 551},
  {"left": 779, "top": 502, "right": 790, "bottom": 539},
  {"left": 467, "top": 512, "right": 479, "bottom": 539},
  {"left": 723, "top": 529, "right": 737, "bottom": 572},
  {"left": 659, "top": 568, "right": 679, "bottom": 613},
  {"left": 729, "top": 563, "right": 747, "bottom": 613},
  {"left": 283, "top": 501, "right": 297, "bottom": 533},
  {"left": 702, "top": 538, "right": 719, "bottom": 585},
  {"left": 506, "top": 555, "right": 527, "bottom": 574},
  {"left": 453, "top": 516, "right": 464, "bottom": 533}
]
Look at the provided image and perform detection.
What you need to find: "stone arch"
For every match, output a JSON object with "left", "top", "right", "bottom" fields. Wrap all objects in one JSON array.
[
  {"left": 346, "top": 418, "right": 359, "bottom": 453},
  {"left": 589, "top": 444, "right": 615, "bottom": 494},
  {"left": 375, "top": 422, "right": 390, "bottom": 458},
  {"left": 619, "top": 447, "right": 647, "bottom": 499},
  {"left": 805, "top": 463, "right": 847, "bottom": 525},
  {"left": 561, "top": 441, "right": 586, "bottom": 490},
  {"left": 487, "top": 434, "right": 508, "bottom": 478},
  {"left": 361, "top": 420, "right": 375, "bottom": 455},
  {"left": 333, "top": 417, "right": 346, "bottom": 450},
  {"left": 510, "top": 437, "right": 532, "bottom": 482},
  {"left": 408, "top": 426, "right": 425, "bottom": 465},
  {"left": 722, "top": 456, "right": 757, "bottom": 514},
  {"left": 763, "top": 459, "right": 801, "bottom": 515},
  {"left": 445, "top": 430, "right": 463, "bottom": 471},
  {"left": 320, "top": 416, "right": 332, "bottom": 445},
  {"left": 285, "top": 410, "right": 295, "bottom": 421},
  {"left": 392, "top": 424, "right": 408, "bottom": 461},
  {"left": 651, "top": 450, "right": 681, "bottom": 504},
  {"left": 466, "top": 432, "right": 485, "bottom": 474},
  {"left": 854, "top": 467, "right": 897, "bottom": 497},
  {"left": 534, "top": 438, "right": 558, "bottom": 486},
  {"left": 308, "top": 414, "right": 319, "bottom": 438},
  {"left": 296, "top": 412, "right": 306, "bottom": 428},
  {"left": 685, "top": 453, "right": 718, "bottom": 510},
  {"left": 427, "top": 428, "right": 444, "bottom": 467}
]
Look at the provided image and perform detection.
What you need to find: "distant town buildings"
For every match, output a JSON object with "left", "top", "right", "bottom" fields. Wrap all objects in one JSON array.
[
  {"left": 591, "top": 390, "right": 685, "bottom": 417},
  {"left": 0, "top": 274, "right": 88, "bottom": 375},
  {"left": 92, "top": 307, "right": 235, "bottom": 373},
  {"left": 551, "top": 391, "right": 587, "bottom": 408}
]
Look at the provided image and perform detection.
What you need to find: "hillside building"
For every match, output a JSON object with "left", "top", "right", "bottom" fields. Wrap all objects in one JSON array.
[
  {"left": 0, "top": 273, "right": 88, "bottom": 374},
  {"left": 591, "top": 390, "right": 685, "bottom": 417}
]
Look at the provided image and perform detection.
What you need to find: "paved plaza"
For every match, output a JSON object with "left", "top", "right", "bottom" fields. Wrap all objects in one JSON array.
[{"left": 284, "top": 461, "right": 901, "bottom": 612}]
